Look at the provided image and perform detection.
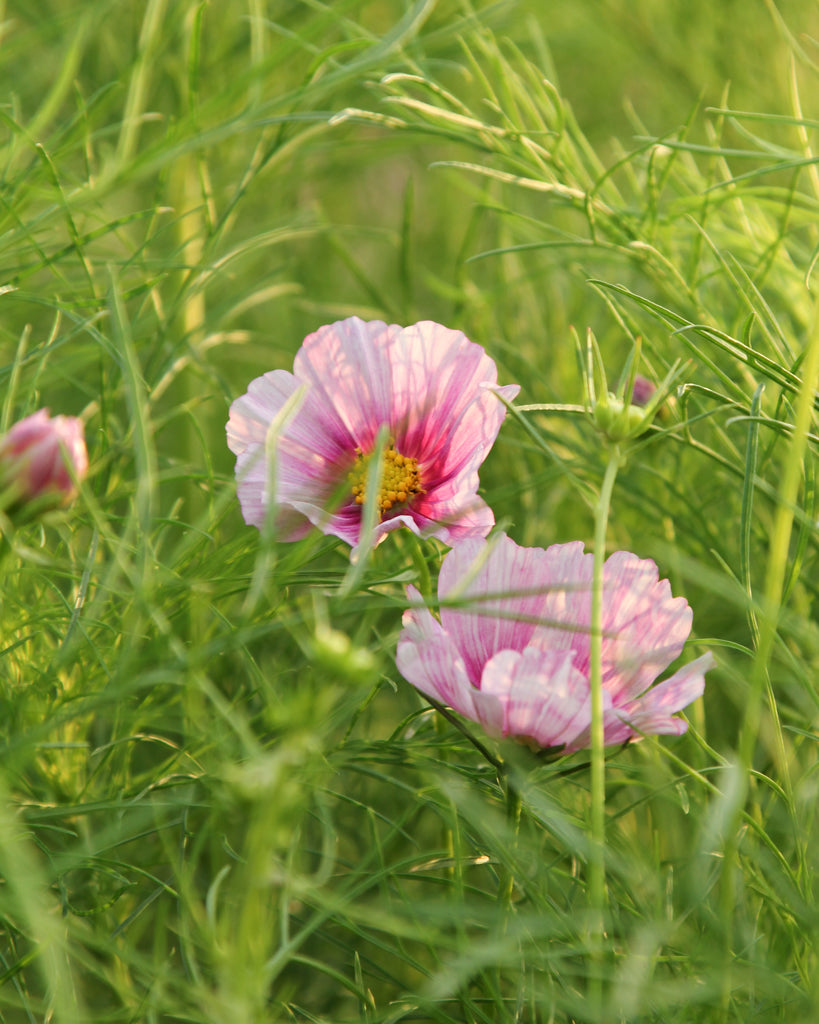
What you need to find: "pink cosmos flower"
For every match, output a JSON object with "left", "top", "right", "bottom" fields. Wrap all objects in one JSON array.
[
  {"left": 226, "top": 317, "right": 519, "bottom": 553},
  {"left": 396, "top": 534, "right": 713, "bottom": 752},
  {"left": 0, "top": 409, "right": 88, "bottom": 508}
]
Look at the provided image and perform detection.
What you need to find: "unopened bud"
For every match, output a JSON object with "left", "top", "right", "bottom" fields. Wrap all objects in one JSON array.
[
  {"left": 311, "top": 623, "right": 378, "bottom": 682},
  {"left": 630, "top": 374, "right": 657, "bottom": 407},
  {"left": 592, "top": 394, "right": 651, "bottom": 442},
  {"left": 0, "top": 409, "right": 88, "bottom": 511}
]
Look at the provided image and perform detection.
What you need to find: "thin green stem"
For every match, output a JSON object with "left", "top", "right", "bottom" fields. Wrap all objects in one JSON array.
[
  {"left": 720, "top": 298, "right": 819, "bottom": 1017},
  {"left": 499, "top": 778, "right": 522, "bottom": 914},
  {"left": 589, "top": 443, "right": 622, "bottom": 1017},
  {"left": 738, "top": 331, "right": 819, "bottom": 773},
  {"left": 407, "top": 533, "right": 432, "bottom": 599}
]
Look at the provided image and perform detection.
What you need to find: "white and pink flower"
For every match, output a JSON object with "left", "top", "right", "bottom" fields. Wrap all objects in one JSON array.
[
  {"left": 397, "top": 533, "right": 713, "bottom": 752},
  {"left": 226, "top": 317, "right": 519, "bottom": 553}
]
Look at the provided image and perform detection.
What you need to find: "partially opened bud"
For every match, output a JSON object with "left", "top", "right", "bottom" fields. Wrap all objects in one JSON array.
[
  {"left": 591, "top": 366, "right": 680, "bottom": 443},
  {"left": 0, "top": 409, "right": 88, "bottom": 510},
  {"left": 630, "top": 374, "right": 657, "bottom": 408}
]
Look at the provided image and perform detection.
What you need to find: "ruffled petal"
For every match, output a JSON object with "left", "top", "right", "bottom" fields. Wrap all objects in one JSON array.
[
  {"left": 396, "top": 535, "right": 713, "bottom": 756},
  {"left": 598, "top": 551, "right": 693, "bottom": 703},
  {"left": 480, "top": 647, "right": 594, "bottom": 749},
  {"left": 567, "top": 652, "right": 711, "bottom": 750},
  {"left": 228, "top": 317, "right": 517, "bottom": 550},
  {"left": 565, "top": 707, "right": 635, "bottom": 752},
  {"left": 616, "top": 652, "right": 712, "bottom": 736},
  {"left": 396, "top": 587, "right": 482, "bottom": 719},
  {"left": 436, "top": 535, "right": 571, "bottom": 686},
  {"left": 526, "top": 542, "right": 595, "bottom": 656}
]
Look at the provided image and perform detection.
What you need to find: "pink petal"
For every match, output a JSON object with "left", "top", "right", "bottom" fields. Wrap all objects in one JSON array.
[
  {"left": 532, "top": 549, "right": 695, "bottom": 703},
  {"left": 387, "top": 323, "right": 516, "bottom": 455},
  {"left": 227, "top": 369, "right": 352, "bottom": 537},
  {"left": 0, "top": 408, "right": 88, "bottom": 504},
  {"left": 567, "top": 652, "right": 712, "bottom": 750},
  {"left": 616, "top": 652, "right": 712, "bottom": 736},
  {"left": 480, "top": 647, "right": 595, "bottom": 748},
  {"left": 598, "top": 552, "right": 693, "bottom": 703},
  {"left": 227, "top": 369, "right": 351, "bottom": 463},
  {"left": 436, "top": 536, "right": 542, "bottom": 685},
  {"left": 469, "top": 687, "right": 505, "bottom": 739},
  {"left": 396, "top": 587, "right": 482, "bottom": 719},
  {"left": 383, "top": 323, "right": 519, "bottom": 545},
  {"left": 565, "top": 708, "right": 635, "bottom": 752},
  {"left": 526, "top": 542, "right": 595, "bottom": 655},
  {"left": 409, "top": 493, "right": 496, "bottom": 546},
  {"left": 395, "top": 535, "right": 714, "bottom": 755},
  {"left": 227, "top": 318, "right": 518, "bottom": 550},
  {"left": 437, "top": 535, "right": 590, "bottom": 686},
  {"left": 293, "top": 318, "right": 403, "bottom": 450}
]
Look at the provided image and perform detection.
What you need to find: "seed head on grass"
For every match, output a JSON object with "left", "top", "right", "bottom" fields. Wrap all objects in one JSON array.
[{"left": 226, "top": 316, "right": 519, "bottom": 557}]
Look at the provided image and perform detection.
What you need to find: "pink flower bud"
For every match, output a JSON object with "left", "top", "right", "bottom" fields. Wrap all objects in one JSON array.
[
  {"left": 630, "top": 374, "right": 657, "bottom": 407},
  {"left": 0, "top": 409, "right": 88, "bottom": 508}
]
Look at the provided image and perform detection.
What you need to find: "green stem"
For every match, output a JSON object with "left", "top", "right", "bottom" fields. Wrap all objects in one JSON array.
[
  {"left": 589, "top": 443, "right": 622, "bottom": 1015},
  {"left": 720, "top": 299, "right": 819, "bottom": 1017},
  {"left": 499, "top": 777, "right": 522, "bottom": 915},
  {"left": 408, "top": 534, "right": 432, "bottom": 599}
]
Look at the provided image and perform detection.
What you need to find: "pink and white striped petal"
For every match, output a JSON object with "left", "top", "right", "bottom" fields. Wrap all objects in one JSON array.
[
  {"left": 479, "top": 647, "right": 596, "bottom": 749},
  {"left": 396, "top": 587, "right": 482, "bottom": 719},
  {"left": 396, "top": 533, "right": 712, "bottom": 755},
  {"left": 227, "top": 317, "right": 519, "bottom": 551},
  {"left": 615, "top": 652, "right": 713, "bottom": 737}
]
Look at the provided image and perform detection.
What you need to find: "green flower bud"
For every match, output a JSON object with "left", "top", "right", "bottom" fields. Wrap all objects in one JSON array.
[{"left": 592, "top": 393, "right": 654, "bottom": 442}]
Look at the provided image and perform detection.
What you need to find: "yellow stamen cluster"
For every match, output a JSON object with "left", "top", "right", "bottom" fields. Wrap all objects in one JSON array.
[{"left": 349, "top": 443, "right": 424, "bottom": 516}]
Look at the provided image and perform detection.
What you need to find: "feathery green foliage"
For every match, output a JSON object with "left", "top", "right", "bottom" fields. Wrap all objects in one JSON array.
[{"left": 1, "top": 1, "right": 818, "bottom": 1021}]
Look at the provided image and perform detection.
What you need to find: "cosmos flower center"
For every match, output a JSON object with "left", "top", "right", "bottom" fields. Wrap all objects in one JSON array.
[{"left": 348, "top": 443, "right": 424, "bottom": 516}]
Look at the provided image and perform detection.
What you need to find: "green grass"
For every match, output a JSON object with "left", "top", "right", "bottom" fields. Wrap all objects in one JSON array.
[{"left": 1, "top": 0, "right": 819, "bottom": 1020}]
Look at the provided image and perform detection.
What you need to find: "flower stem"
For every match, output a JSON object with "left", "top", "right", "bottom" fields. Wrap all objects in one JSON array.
[
  {"left": 720, "top": 297, "right": 819, "bottom": 1016},
  {"left": 407, "top": 533, "right": 432, "bottom": 599},
  {"left": 589, "top": 443, "right": 622, "bottom": 1015},
  {"left": 499, "top": 776, "right": 522, "bottom": 914}
]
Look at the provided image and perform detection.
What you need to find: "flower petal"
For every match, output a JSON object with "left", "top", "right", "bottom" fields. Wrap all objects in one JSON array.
[
  {"left": 598, "top": 551, "right": 693, "bottom": 703},
  {"left": 525, "top": 542, "right": 595, "bottom": 655},
  {"left": 227, "top": 369, "right": 353, "bottom": 537},
  {"left": 437, "top": 534, "right": 589, "bottom": 686},
  {"left": 388, "top": 322, "right": 517, "bottom": 453},
  {"left": 567, "top": 652, "right": 712, "bottom": 750},
  {"left": 395, "top": 534, "right": 713, "bottom": 756},
  {"left": 383, "top": 322, "right": 519, "bottom": 545},
  {"left": 409, "top": 492, "right": 496, "bottom": 547},
  {"left": 293, "top": 318, "right": 403, "bottom": 450},
  {"left": 480, "top": 647, "right": 595, "bottom": 749},
  {"left": 227, "top": 317, "right": 517, "bottom": 550},
  {"left": 0, "top": 408, "right": 88, "bottom": 507},
  {"left": 396, "top": 587, "right": 482, "bottom": 719},
  {"left": 617, "top": 652, "right": 713, "bottom": 736}
]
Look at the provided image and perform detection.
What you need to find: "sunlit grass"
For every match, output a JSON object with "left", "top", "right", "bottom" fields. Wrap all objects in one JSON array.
[{"left": 0, "top": 1, "right": 818, "bottom": 1021}]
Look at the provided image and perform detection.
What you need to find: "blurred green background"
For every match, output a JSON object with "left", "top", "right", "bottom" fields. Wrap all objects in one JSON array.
[{"left": 2, "top": 1, "right": 819, "bottom": 1020}]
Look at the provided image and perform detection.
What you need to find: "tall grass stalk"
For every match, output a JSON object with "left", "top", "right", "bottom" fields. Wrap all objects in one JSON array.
[{"left": 2, "top": 1, "right": 819, "bottom": 1021}]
